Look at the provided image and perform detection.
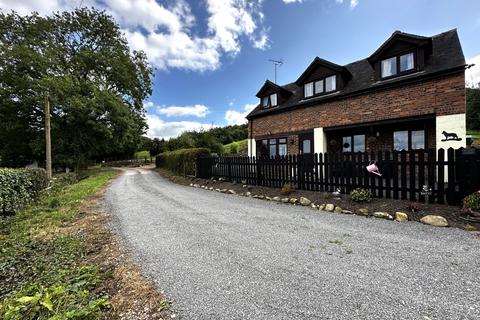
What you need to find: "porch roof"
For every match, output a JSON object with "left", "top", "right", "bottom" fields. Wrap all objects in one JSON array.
[{"left": 323, "top": 114, "right": 435, "bottom": 132}]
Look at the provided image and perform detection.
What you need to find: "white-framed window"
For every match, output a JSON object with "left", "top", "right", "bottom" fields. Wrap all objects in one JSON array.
[
  {"left": 315, "top": 80, "right": 324, "bottom": 94},
  {"left": 270, "top": 93, "right": 277, "bottom": 106},
  {"left": 304, "top": 82, "right": 314, "bottom": 97},
  {"left": 400, "top": 52, "right": 414, "bottom": 72},
  {"left": 325, "top": 75, "right": 336, "bottom": 92},
  {"left": 262, "top": 96, "right": 269, "bottom": 107},
  {"left": 381, "top": 57, "right": 397, "bottom": 78}
]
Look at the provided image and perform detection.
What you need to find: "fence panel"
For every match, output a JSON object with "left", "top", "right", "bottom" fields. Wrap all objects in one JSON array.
[{"left": 196, "top": 148, "right": 480, "bottom": 205}]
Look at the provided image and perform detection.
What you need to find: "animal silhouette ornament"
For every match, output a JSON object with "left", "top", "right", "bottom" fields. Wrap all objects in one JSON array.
[
  {"left": 366, "top": 161, "right": 382, "bottom": 176},
  {"left": 441, "top": 131, "right": 462, "bottom": 141}
]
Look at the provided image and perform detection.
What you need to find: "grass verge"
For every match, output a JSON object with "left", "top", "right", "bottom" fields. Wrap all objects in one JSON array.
[{"left": 0, "top": 168, "right": 168, "bottom": 319}]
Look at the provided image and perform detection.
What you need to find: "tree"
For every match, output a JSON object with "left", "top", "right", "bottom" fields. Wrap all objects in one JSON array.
[
  {"left": 467, "top": 88, "right": 480, "bottom": 131},
  {"left": 149, "top": 138, "right": 166, "bottom": 156},
  {"left": 0, "top": 9, "right": 153, "bottom": 168}
]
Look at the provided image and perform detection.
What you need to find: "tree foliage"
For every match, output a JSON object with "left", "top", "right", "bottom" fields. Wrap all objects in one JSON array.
[
  {"left": 152, "top": 124, "right": 247, "bottom": 156},
  {"left": 467, "top": 88, "right": 480, "bottom": 131},
  {"left": 0, "top": 8, "right": 153, "bottom": 167}
]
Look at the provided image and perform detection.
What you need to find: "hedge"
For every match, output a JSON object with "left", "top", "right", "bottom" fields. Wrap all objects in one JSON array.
[
  {"left": 0, "top": 168, "right": 49, "bottom": 214},
  {"left": 155, "top": 148, "right": 210, "bottom": 175}
]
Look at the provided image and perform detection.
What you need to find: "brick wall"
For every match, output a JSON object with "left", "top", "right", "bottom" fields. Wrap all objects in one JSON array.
[{"left": 249, "top": 73, "right": 465, "bottom": 138}]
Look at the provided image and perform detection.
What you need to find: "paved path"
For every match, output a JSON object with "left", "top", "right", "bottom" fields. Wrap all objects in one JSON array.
[{"left": 105, "top": 168, "right": 480, "bottom": 320}]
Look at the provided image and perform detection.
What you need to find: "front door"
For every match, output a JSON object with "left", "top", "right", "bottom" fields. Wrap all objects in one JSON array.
[{"left": 299, "top": 133, "right": 314, "bottom": 155}]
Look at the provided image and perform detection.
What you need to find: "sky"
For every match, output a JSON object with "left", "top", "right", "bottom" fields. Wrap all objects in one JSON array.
[{"left": 1, "top": 0, "right": 480, "bottom": 139}]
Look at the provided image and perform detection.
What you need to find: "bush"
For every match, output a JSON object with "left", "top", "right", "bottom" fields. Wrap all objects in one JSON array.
[
  {"left": 463, "top": 191, "right": 480, "bottom": 211},
  {"left": 281, "top": 183, "right": 294, "bottom": 195},
  {"left": 156, "top": 148, "right": 210, "bottom": 175},
  {"left": 0, "top": 168, "right": 48, "bottom": 214},
  {"left": 350, "top": 188, "right": 372, "bottom": 203},
  {"left": 49, "top": 173, "right": 78, "bottom": 192}
]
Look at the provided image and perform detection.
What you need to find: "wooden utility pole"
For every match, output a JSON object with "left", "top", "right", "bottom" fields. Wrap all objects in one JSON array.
[{"left": 44, "top": 93, "right": 52, "bottom": 179}]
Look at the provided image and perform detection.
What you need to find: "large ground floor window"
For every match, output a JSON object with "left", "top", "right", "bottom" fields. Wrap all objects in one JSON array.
[
  {"left": 257, "top": 137, "right": 288, "bottom": 158},
  {"left": 393, "top": 129, "right": 425, "bottom": 151},
  {"left": 342, "top": 134, "right": 365, "bottom": 153}
]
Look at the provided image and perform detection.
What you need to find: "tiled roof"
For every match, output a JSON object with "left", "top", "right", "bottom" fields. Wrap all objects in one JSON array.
[{"left": 247, "top": 29, "right": 465, "bottom": 119}]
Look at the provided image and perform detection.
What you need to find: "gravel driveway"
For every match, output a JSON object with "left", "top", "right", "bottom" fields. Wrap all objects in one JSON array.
[{"left": 105, "top": 168, "right": 480, "bottom": 320}]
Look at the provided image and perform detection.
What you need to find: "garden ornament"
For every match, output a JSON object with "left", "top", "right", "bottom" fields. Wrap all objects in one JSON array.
[{"left": 366, "top": 161, "right": 382, "bottom": 176}]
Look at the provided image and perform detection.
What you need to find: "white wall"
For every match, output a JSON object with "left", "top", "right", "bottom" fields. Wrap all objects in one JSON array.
[
  {"left": 435, "top": 113, "right": 466, "bottom": 152},
  {"left": 313, "top": 127, "right": 327, "bottom": 154},
  {"left": 247, "top": 138, "right": 256, "bottom": 157}
]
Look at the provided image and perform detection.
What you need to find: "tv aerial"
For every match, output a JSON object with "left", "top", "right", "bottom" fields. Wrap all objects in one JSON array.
[{"left": 268, "top": 59, "right": 284, "bottom": 83}]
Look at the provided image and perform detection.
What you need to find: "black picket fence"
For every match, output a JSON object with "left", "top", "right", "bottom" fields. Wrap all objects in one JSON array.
[{"left": 196, "top": 148, "right": 480, "bottom": 206}]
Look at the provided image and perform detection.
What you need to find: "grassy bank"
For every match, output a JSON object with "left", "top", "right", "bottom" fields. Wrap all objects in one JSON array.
[{"left": 0, "top": 168, "right": 118, "bottom": 319}]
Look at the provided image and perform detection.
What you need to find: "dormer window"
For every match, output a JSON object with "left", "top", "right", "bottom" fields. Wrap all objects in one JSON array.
[
  {"left": 304, "top": 74, "right": 337, "bottom": 98},
  {"left": 262, "top": 93, "right": 278, "bottom": 108},
  {"left": 381, "top": 51, "right": 415, "bottom": 79}
]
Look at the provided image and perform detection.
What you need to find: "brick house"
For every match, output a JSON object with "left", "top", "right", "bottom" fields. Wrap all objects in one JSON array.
[{"left": 246, "top": 29, "right": 467, "bottom": 158}]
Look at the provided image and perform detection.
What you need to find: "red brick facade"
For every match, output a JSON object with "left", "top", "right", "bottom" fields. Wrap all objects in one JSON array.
[
  {"left": 250, "top": 73, "right": 464, "bottom": 137},
  {"left": 249, "top": 72, "right": 465, "bottom": 154}
]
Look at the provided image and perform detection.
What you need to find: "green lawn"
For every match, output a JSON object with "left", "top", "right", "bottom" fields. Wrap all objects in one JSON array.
[
  {"left": 467, "top": 130, "right": 480, "bottom": 145},
  {"left": 134, "top": 150, "right": 151, "bottom": 159},
  {"left": 0, "top": 168, "right": 117, "bottom": 319}
]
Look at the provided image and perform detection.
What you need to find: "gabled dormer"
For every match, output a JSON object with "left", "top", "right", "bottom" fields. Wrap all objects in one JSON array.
[
  {"left": 367, "top": 31, "right": 433, "bottom": 81},
  {"left": 295, "top": 57, "right": 351, "bottom": 99},
  {"left": 256, "top": 80, "right": 292, "bottom": 108}
]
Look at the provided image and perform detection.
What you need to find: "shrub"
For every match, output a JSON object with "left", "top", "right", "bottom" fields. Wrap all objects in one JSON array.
[
  {"left": 49, "top": 173, "right": 78, "bottom": 192},
  {"left": 322, "top": 192, "right": 330, "bottom": 199},
  {"left": 463, "top": 191, "right": 480, "bottom": 211},
  {"left": 350, "top": 188, "right": 372, "bottom": 203},
  {"left": 281, "top": 183, "right": 294, "bottom": 195},
  {"left": 156, "top": 148, "right": 210, "bottom": 176},
  {"left": 0, "top": 168, "right": 48, "bottom": 214}
]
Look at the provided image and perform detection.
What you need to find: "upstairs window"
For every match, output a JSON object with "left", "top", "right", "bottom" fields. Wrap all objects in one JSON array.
[
  {"left": 304, "top": 74, "right": 337, "bottom": 98},
  {"left": 381, "top": 57, "right": 397, "bottom": 78},
  {"left": 304, "top": 82, "right": 314, "bottom": 97},
  {"left": 261, "top": 93, "right": 278, "bottom": 108},
  {"left": 400, "top": 52, "right": 414, "bottom": 72},
  {"left": 381, "top": 51, "right": 415, "bottom": 79},
  {"left": 325, "top": 75, "right": 336, "bottom": 92},
  {"left": 270, "top": 93, "right": 277, "bottom": 106}
]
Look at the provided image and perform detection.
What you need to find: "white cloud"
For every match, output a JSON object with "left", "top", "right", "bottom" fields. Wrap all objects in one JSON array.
[
  {"left": 334, "top": 0, "right": 359, "bottom": 8},
  {"left": 283, "top": 0, "right": 303, "bottom": 4},
  {"left": 225, "top": 103, "right": 257, "bottom": 125},
  {"left": 157, "top": 104, "right": 209, "bottom": 118},
  {"left": 0, "top": 0, "right": 274, "bottom": 72},
  {"left": 466, "top": 55, "right": 480, "bottom": 88},
  {"left": 146, "top": 114, "right": 215, "bottom": 139}
]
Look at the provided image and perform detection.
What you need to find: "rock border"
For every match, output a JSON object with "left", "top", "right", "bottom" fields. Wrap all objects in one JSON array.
[{"left": 188, "top": 183, "right": 459, "bottom": 229}]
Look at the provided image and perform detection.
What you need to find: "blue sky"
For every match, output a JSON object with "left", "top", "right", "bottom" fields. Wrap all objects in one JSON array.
[{"left": 1, "top": 0, "right": 480, "bottom": 138}]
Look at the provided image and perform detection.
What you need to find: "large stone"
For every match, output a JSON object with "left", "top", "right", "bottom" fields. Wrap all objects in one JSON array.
[
  {"left": 257, "top": 195, "right": 265, "bottom": 199},
  {"left": 342, "top": 210, "right": 353, "bottom": 214},
  {"left": 318, "top": 204, "right": 326, "bottom": 211},
  {"left": 373, "top": 212, "right": 393, "bottom": 220},
  {"left": 324, "top": 204, "right": 335, "bottom": 212},
  {"left": 265, "top": 196, "right": 272, "bottom": 201},
  {"left": 227, "top": 189, "right": 236, "bottom": 194},
  {"left": 299, "top": 197, "right": 312, "bottom": 206},
  {"left": 281, "top": 198, "right": 290, "bottom": 203},
  {"left": 356, "top": 208, "right": 369, "bottom": 216},
  {"left": 289, "top": 198, "right": 298, "bottom": 204},
  {"left": 395, "top": 212, "right": 409, "bottom": 222},
  {"left": 245, "top": 192, "right": 252, "bottom": 197},
  {"left": 334, "top": 207, "right": 343, "bottom": 213},
  {"left": 273, "top": 196, "right": 281, "bottom": 202},
  {"left": 420, "top": 215, "right": 449, "bottom": 227},
  {"left": 310, "top": 203, "right": 317, "bottom": 209}
]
